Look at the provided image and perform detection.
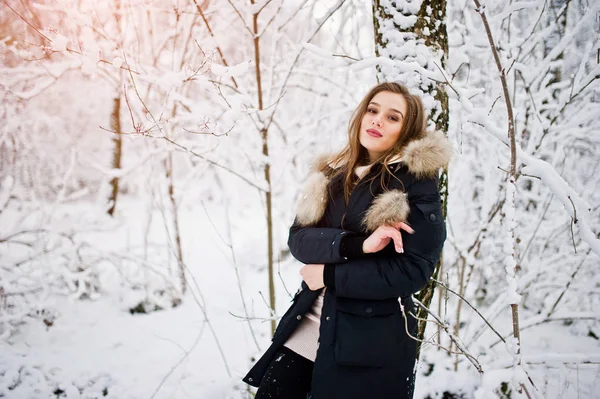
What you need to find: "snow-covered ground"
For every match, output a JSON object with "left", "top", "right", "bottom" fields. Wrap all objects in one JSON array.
[
  {"left": 1, "top": 198, "right": 299, "bottom": 399},
  {"left": 2, "top": 199, "right": 599, "bottom": 398}
]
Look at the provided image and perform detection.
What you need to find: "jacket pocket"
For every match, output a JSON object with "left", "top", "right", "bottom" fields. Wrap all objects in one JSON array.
[
  {"left": 333, "top": 298, "right": 400, "bottom": 367},
  {"left": 407, "top": 201, "right": 446, "bottom": 262},
  {"left": 414, "top": 201, "right": 443, "bottom": 225}
]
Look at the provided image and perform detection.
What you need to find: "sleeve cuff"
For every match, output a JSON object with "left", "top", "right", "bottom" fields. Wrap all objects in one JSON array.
[
  {"left": 339, "top": 233, "right": 367, "bottom": 260},
  {"left": 323, "top": 264, "right": 336, "bottom": 289}
]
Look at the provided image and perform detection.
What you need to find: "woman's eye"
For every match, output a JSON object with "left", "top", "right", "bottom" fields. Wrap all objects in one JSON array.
[
  {"left": 368, "top": 108, "right": 377, "bottom": 113},
  {"left": 389, "top": 116, "right": 398, "bottom": 122}
]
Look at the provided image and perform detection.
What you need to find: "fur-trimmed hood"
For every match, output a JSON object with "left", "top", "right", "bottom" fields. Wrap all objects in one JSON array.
[{"left": 295, "top": 131, "right": 453, "bottom": 231}]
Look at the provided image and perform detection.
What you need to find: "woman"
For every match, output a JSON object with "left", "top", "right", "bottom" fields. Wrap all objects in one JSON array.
[{"left": 243, "top": 82, "right": 452, "bottom": 399}]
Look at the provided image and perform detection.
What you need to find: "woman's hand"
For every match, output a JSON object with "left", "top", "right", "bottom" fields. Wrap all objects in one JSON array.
[
  {"left": 300, "top": 263, "right": 325, "bottom": 290},
  {"left": 362, "top": 221, "right": 414, "bottom": 254}
]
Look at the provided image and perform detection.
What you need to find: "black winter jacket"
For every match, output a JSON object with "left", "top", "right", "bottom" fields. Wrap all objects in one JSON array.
[{"left": 243, "top": 131, "right": 452, "bottom": 399}]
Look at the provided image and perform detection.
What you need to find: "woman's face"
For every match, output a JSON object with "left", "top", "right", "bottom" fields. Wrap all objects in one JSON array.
[{"left": 359, "top": 91, "right": 408, "bottom": 162}]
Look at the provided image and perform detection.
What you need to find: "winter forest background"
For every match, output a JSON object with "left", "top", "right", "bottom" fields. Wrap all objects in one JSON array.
[{"left": 1, "top": 0, "right": 599, "bottom": 397}]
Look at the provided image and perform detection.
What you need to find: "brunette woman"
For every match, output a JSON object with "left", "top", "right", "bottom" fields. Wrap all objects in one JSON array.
[{"left": 243, "top": 81, "right": 452, "bottom": 399}]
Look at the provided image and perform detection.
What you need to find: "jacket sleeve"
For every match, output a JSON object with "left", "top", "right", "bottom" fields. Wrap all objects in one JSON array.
[
  {"left": 287, "top": 218, "right": 367, "bottom": 264},
  {"left": 328, "top": 177, "right": 447, "bottom": 300}
]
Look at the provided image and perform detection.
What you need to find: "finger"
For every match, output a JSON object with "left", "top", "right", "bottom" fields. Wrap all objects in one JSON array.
[
  {"left": 400, "top": 222, "right": 415, "bottom": 234},
  {"left": 393, "top": 230, "right": 404, "bottom": 253},
  {"left": 382, "top": 225, "right": 401, "bottom": 250},
  {"left": 392, "top": 221, "right": 414, "bottom": 234},
  {"left": 390, "top": 221, "right": 404, "bottom": 230},
  {"left": 382, "top": 225, "right": 399, "bottom": 238}
]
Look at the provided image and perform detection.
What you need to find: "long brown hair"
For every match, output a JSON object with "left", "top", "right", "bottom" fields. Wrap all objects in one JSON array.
[{"left": 324, "top": 82, "right": 429, "bottom": 204}]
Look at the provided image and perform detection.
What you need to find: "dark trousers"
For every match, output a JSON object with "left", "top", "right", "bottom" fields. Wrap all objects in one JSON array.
[{"left": 254, "top": 345, "right": 314, "bottom": 399}]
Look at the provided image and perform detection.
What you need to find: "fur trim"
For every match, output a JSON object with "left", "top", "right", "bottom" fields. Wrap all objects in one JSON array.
[
  {"left": 360, "top": 190, "right": 410, "bottom": 233},
  {"left": 294, "top": 131, "right": 451, "bottom": 227},
  {"left": 401, "top": 131, "right": 453, "bottom": 179},
  {"left": 295, "top": 170, "right": 329, "bottom": 226}
]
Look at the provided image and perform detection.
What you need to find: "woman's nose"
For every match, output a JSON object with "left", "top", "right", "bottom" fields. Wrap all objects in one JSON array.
[{"left": 372, "top": 115, "right": 382, "bottom": 127}]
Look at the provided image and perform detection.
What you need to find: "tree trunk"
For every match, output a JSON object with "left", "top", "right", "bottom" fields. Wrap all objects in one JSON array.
[
  {"left": 371, "top": 0, "right": 449, "bottom": 363},
  {"left": 250, "top": 0, "right": 276, "bottom": 336},
  {"left": 107, "top": 95, "right": 122, "bottom": 216},
  {"left": 107, "top": 0, "right": 123, "bottom": 217},
  {"left": 165, "top": 153, "right": 186, "bottom": 296}
]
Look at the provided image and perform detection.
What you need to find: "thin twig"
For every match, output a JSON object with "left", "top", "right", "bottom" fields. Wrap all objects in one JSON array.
[
  {"left": 264, "top": 0, "right": 349, "bottom": 133},
  {"left": 149, "top": 323, "right": 206, "bottom": 399},
  {"left": 567, "top": 195, "right": 577, "bottom": 253},
  {"left": 432, "top": 278, "right": 506, "bottom": 344},
  {"left": 226, "top": 0, "right": 255, "bottom": 37},
  {"left": 412, "top": 298, "right": 483, "bottom": 373},
  {"left": 546, "top": 249, "right": 591, "bottom": 317},
  {"left": 201, "top": 199, "right": 261, "bottom": 351},
  {"left": 2, "top": 0, "right": 51, "bottom": 42},
  {"left": 157, "top": 135, "right": 266, "bottom": 191}
]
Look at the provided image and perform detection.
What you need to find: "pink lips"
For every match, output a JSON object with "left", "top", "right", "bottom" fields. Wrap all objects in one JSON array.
[{"left": 367, "top": 128, "right": 383, "bottom": 138}]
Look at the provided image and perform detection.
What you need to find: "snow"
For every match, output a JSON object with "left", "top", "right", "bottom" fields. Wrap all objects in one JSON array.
[
  {"left": 302, "top": 43, "right": 333, "bottom": 59},
  {"left": 503, "top": 178, "right": 521, "bottom": 305},
  {"left": 1, "top": 200, "right": 290, "bottom": 398},
  {"left": 348, "top": 56, "right": 395, "bottom": 72},
  {"left": 80, "top": 57, "right": 98, "bottom": 77},
  {"left": 112, "top": 57, "right": 123, "bottom": 69},
  {"left": 0, "top": 177, "right": 13, "bottom": 208},
  {"left": 211, "top": 61, "right": 251, "bottom": 78},
  {"left": 51, "top": 34, "right": 69, "bottom": 52}
]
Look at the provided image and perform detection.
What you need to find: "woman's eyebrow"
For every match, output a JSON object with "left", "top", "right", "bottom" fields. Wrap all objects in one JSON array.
[{"left": 369, "top": 102, "right": 404, "bottom": 118}]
